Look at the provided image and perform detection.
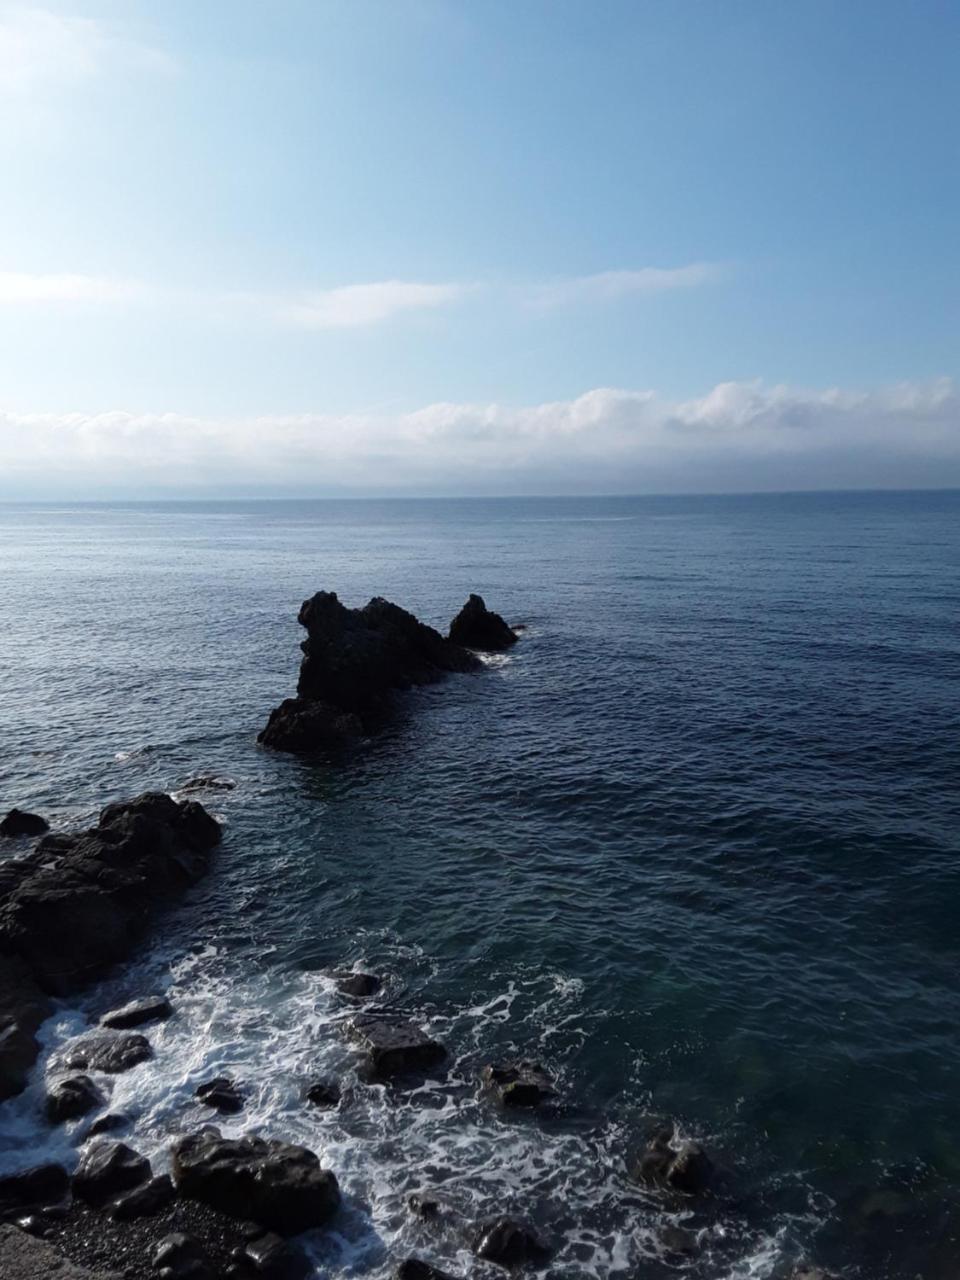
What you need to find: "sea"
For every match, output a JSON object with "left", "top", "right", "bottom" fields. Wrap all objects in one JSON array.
[{"left": 0, "top": 491, "right": 958, "bottom": 1279}]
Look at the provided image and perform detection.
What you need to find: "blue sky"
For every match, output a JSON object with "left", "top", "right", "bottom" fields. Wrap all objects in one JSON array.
[{"left": 0, "top": 0, "right": 957, "bottom": 496}]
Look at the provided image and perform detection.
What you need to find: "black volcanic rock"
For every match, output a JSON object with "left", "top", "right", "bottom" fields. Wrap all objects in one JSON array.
[
  {"left": 633, "top": 1127, "right": 714, "bottom": 1194},
  {"left": 46, "top": 1074, "right": 105, "bottom": 1124},
  {"left": 171, "top": 1130, "right": 340, "bottom": 1235},
  {"left": 100, "top": 994, "right": 172, "bottom": 1030},
  {"left": 0, "top": 793, "right": 220, "bottom": 1101},
  {"left": 473, "top": 1216, "right": 551, "bottom": 1268},
  {"left": 258, "top": 591, "right": 481, "bottom": 753},
  {"left": 448, "top": 594, "right": 518, "bottom": 651},
  {"left": 73, "top": 1141, "right": 151, "bottom": 1206},
  {"left": 351, "top": 1013, "right": 446, "bottom": 1079},
  {"left": 0, "top": 810, "right": 49, "bottom": 838},
  {"left": 0, "top": 1163, "right": 69, "bottom": 1211},
  {"left": 195, "top": 1077, "right": 244, "bottom": 1114},
  {"left": 336, "top": 971, "right": 381, "bottom": 999},
  {"left": 480, "top": 1059, "right": 555, "bottom": 1109},
  {"left": 62, "top": 1031, "right": 152, "bottom": 1074}
]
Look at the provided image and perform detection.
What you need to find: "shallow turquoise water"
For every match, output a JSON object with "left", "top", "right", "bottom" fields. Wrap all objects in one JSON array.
[{"left": 1, "top": 492, "right": 959, "bottom": 1278}]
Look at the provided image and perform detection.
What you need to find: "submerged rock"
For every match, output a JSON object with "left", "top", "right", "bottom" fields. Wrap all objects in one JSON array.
[
  {"left": 351, "top": 1013, "right": 446, "bottom": 1079},
  {"left": 87, "top": 1112, "right": 129, "bottom": 1138},
  {"left": 62, "top": 1031, "right": 152, "bottom": 1075},
  {"left": 100, "top": 994, "right": 172, "bottom": 1030},
  {"left": 336, "top": 971, "right": 382, "bottom": 999},
  {"left": 46, "top": 1073, "right": 104, "bottom": 1124},
  {"left": 473, "top": 1216, "right": 551, "bottom": 1268},
  {"left": 195, "top": 1077, "right": 244, "bottom": 1114},
  {"left": 258, "top": 590, "right": 481, "bottom": 753},
  {"left": 448, "top": 594, "right": 518, "bottom": 651},
  {"left": 73, "top": 1141, "right": 151, "bottom": 1206},
  {"left": 0, "top": 810, "right": 49, "bottom": 839},
  {"left": 179, "top": 776, "right": 236, "bottom": 793},
  {"left": 172, "top": 1130, "right": 340, "bottom": 1235},
  {"left": 633, "top": 1127, "right": 714, "bottom": 1194},
  {"left": 480, "top": 1060, "right": 555, "bottom": 1109},
  {"left": 305, "top": 1079, "right": 341, "bottom": 1108}
]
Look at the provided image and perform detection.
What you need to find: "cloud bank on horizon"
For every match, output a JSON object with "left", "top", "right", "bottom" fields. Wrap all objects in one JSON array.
[{"left": 2, "top": 378, "right": 956, "bottom": 498}]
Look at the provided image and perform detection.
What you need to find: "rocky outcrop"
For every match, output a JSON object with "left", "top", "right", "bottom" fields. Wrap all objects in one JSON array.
[
  {"left": 633, "top": 1127, "right": 714, "bottom": 1194},
  {"left": 109, "top": 1174, "right": 175, "bottom": 1221},
  {"left": 195, "top": 1077, "right": 244, "bottom": 1114},
  {"left": 305, "top": 1079, "right": 341, "bottom": 1108},
  {"left": 480, "top": 1060, "right": 555, "bottom": 1109},
  {"left": 171, "top": 1130, "right": 340, "bottom": 1235},
  {"left": 351, "top": 1013, "right": 446, "bottom": 1079},
  {"left": 258, "top": 591, "right": 481, "bottom": 753},
  {"left": 46, "top": 1074, "right": 104, "bottom": 1124},
  {"left": 448, "top": 595, "right": 518, "bottom": 651},
  {"left": 73, "top": 1141, "right": 152, "bottom": 1207},
  {"left": 0, "top": 794, "right": 220, "bottom": 1100},
  {"left": 61, "top": 1031, "right": 152, "bottom": 1075},
  {"left": 0, "top": 811, "right": 49, "bottom": 839},
  {"left": 100, "top": 995, "right": 171, "bottom": 1030},
  {"left": 397, "top": 1261, "right": 457, "bottom": 1280},
  {"left": 473, "top": 1217, "right": 550, "bottom": 1268},
  {"left": 336, "top": 972, "right": 381, "bottom": 999}
]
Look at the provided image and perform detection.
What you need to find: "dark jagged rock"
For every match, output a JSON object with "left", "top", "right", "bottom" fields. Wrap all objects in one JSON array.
[
  {"left": 73, "top": 1141, "right": 151, "bottom": 1207},
  {"left": 336, "top": 972, "right": 381, "bottom": 999},
  {"left": 0, "top": 955, "right": 53, "bottom": 1101},
  {"left": 100, "top": 995, "right": 172, "bottom": 1030},
  {"left": 109, "top": 1173, "right": 175, "bottom": 1221},
  {"left": 258, "top": 591, "right": 481, "bottom": 753},
  {"left": 473, "top": 1216, "right": 551, "bottom": 1268},
  {"left": 153, "top": 1232, "right": 215, "bottom": 1280},
  {"left": 179, "top": 777, "right": 236, "bottom": 793},
  {"left": 46, "top": 1074, "right": 105, "bottom": 1124},
  {"left": 195, "top": 1077, "right": 244, "bottom": 1114},
  {"left": 171, "top": 1130, "right": 340, "bottom": 1236},
  {"left": 0, "top": 795, "right": 219, "bottom": 1099},
  {"left": 408, "top": 1193, "right": 442, "bottom": 1220},
  {"left": 62, "top": 1031, "right": 151, "bottom": 1074},
  {"left": 241, "top": 1231, "right": 312, "bottom": 1279},
  {"left": 305, "top": 1080, "right": 340, "bottom": 1108},
  {"left": 480, "top": 1060, "right": 555, "bottom": 1109},
  {"left": 87, "top": 1112, "right": 129, "bottom": 1138},
  {"left": 633, "top": 1127, "right": 714, "bottom": 1194},
  {"left": 351, "top": 1013, "right": 446, "bottom": 1079},
  {"left": 0, "top": 793, "right": 221, "bottom": 998},
  {"left": 397, "top": 1261, "right": 457, "bottom": 1280},
  {"left": 448, "top": 594, "right": 518, "bottom": 651},
  {"left": 0, "top": 810, "right": 49, "bottom": 838},
  {"left": 0, "top": 1163, "right": 69, "bottom": 1210}
]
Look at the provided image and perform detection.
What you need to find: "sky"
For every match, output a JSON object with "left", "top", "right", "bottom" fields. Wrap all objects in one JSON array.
[{"left": 0, "top": 0, "right": 957, "bottom": 498}]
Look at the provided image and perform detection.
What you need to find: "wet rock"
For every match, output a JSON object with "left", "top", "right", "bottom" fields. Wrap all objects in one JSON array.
[
  {"left": 633, "top": 1127, "right": 714, "bottom": 1194},
  {"left": 259, "top": 590, "right": 481, "bottom": 753},
  {"left": 110, "top": 1173, "right": 175, "bottom": 1220},
  {"left": 0, "top": 1163, "right": 70, "bottom": 1210},
  {"left": 153, "top": 1232, "right": 215, "bottom": 1280},
  {"left": 16, "top": 1213, "right": 46, "bottom": 1237},
  {"left": 100, "top": 995, "right": 172, "bottom": 1030},
  {"left": 87, "top": 1112, "right": 129, "bottom": 1138},
  {"left": 305, "top": 1080, "right": 341, "bottom": 1108},
  {"left": 46, "top": 1073, "right": 104, "bottom": 1123},
  {"left": 336, "top": 972, "right": 381, "bottom": 998},
  {"left": 474, "top": 1216, "right": 551, "bottom": 1268},
  {"left": 397, "top": 1261, "right": 457, "bottom": 1280},
  {"left": 448, "top": 594, "right": 518, "bottom": 651},
  {"left": 0, "top": 793, "right": 221, "bottom": 1004},
  {"left": 73, "top": 1140, "right": 151, "bottom": 1207},
  {"left": 351, "top": 1013, "right": 446, "bottom": 1079},
  {"left": 180, "top": 777, "right": 236, "bottom": 793},
  {"left": 172, "top": 1130, "right": 340, "bottom": 1235},
  {"left": 241, "top": 1231, "right": 311, "bottom": 1279},
  {"left": 62, "top": 1031, "right": 152, "bottom": 1074},
  {"left": 480, "top": 1060, "right": 555, "bottom": 1109},
  {"left": 408, "top": 1193, "right": 442, "bottom": 1220},
  {"left": 195, "top": 1077, "right": 244, "bottom": 1114},
  {"left": 0, "top": 956, "right": 53, "bottom": 1101},
  {"left": 0, "top": 810, "right": 49, "bottom": 838}
]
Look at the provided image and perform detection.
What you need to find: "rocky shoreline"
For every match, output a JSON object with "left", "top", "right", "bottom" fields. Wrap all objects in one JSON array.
[{"left": 0, "top": 591, "right": 833, "bottom": 1280}]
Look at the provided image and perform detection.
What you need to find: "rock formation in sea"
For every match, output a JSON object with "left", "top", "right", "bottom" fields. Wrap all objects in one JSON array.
[
  {"left": 258, "top": 590, "right": 482, "bottom": 753},
  {"left": 448, "top": 593, "right": 519, "bottom": 651},
  {"left": 0, "top": 793, "right": 221, "bottom": 1101},
  {"left": 0, "top": 809, "right": 49, "bottom": 838}
]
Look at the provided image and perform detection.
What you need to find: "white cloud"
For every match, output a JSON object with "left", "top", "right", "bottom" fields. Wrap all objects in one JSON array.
[
  {"left": 277, "top": 281, "right": 469, "bottom": 329},
  {"left": 0, "top": 271, "right": 144, "bottom": 303},
  {"left": 0, "top": 5, "right": 173, "bottom": 94},
  {"left": 528, "top": 264, "right": 722, "bottom": 307},
  {"left": 0, "top": 379, "right": 956, "bottom": 497}
]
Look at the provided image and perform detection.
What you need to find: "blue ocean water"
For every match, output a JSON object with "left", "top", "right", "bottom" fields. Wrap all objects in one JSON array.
[{"left": 1, "top": 491, "right": 959, "bottom": 1279}]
